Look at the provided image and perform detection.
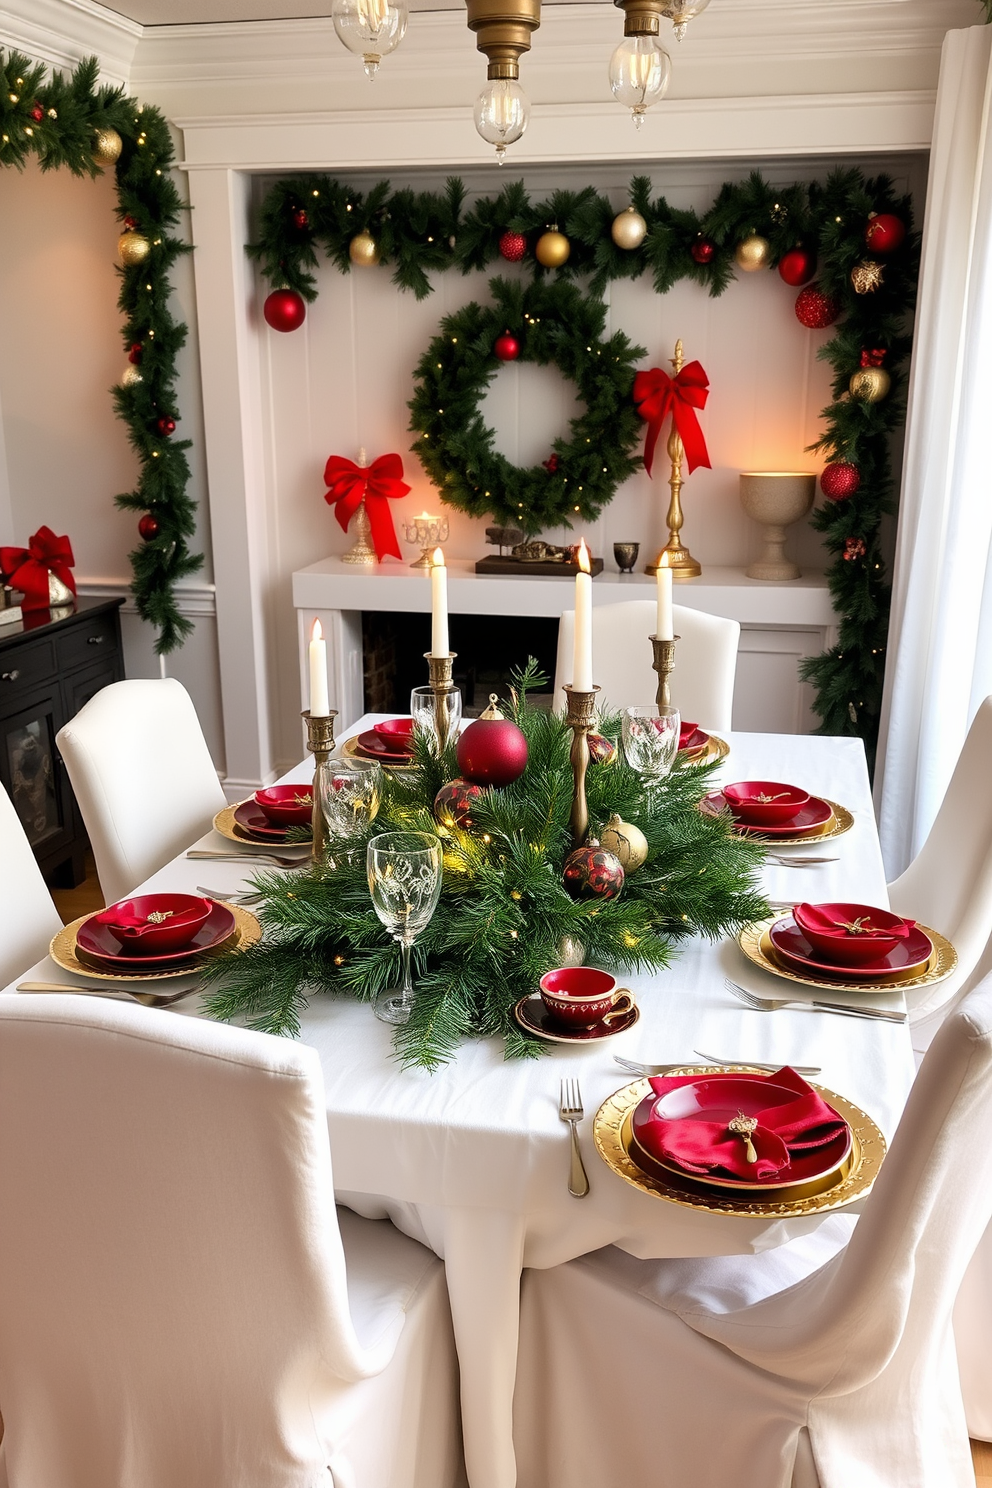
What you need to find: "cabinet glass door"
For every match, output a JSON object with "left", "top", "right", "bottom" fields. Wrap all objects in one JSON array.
[{"left": 3, "top": 709, "right": 62, "bottom": 847}]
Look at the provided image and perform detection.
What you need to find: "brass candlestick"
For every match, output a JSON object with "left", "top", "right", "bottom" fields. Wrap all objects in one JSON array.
[
  {"left": 302, "top": 709, "right": 338, "bottom": 863},
  {"left": 426, "top": 651, "right": 459, "bottom": 751},
  {"left": 651, "top": 634, "right": 679, "bottom": 710},
  {"left": 564, "top": 685, "right": 600, "bottom": 848},
  {"left": 646, "top": 339, "right": 702, "bottom": 579}
]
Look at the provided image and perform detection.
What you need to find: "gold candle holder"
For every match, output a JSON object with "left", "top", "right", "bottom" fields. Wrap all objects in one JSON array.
[
  {"left": 425, "top": 651, "right": 459, "bottom": 751},
  {"left": 645, "top": 339, "right": 702, "bottom": 580},
  {"left": 302, "top": 709, "right": 338, "bottom": 864},
  {"left": 564, "top": 684, "right": 600, "bottom": 848},
  {"left": 650, "top": 634, "right": 679, "bottom": 710}
]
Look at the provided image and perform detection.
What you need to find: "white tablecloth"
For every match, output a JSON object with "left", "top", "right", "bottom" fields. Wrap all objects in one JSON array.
[{"left": 6, "top": 721, "right": 917, "bottom": 1488}]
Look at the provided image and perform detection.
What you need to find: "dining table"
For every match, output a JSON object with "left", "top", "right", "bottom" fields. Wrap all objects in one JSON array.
[{"left": 4, "top": 717, "right": 919, "bottom": 1488}]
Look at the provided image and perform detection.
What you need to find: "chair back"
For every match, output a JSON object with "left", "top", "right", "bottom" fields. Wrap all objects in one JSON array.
[
  {"left": 0, "top": 994, "right": 384, "bottom": 1487},
  {"left": 553, "top": 600, "right": 739, "bottom": 731},
  {"left": 56, "top": 678, "right": 227, "bottom": 904},
  {"left": 0, "top": 782, "right": 62, "bottom": 986}
]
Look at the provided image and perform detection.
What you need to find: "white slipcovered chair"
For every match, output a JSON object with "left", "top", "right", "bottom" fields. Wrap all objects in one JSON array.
[
  {"left": 0, "top": 782, "right": 62, "bottom": 986},
  {"left": 56, "top": 677, "right": 227, "bottom": 904},
  {"left": 514, "top": 972, "right": 992, "bottom": 1488},
  {"left": 0, "top": 993, "right": 465, "bottom": 1488},
  {"left": 553, "top": 600, "right": 740, "bottom": 731}
]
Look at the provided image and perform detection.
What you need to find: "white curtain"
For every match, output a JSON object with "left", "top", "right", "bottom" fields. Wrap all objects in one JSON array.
[{"left": 875, "top": 25, "right": 992, "bottom": 880}]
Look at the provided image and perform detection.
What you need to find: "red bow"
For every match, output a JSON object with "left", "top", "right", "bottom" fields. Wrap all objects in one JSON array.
[
  {"left": 323, "top": 453, "right": 411, "bottom": 562},
  {"left": 0, "top": 526, "right": 76, "bottom": 611},
  {"left": 632, "top": 361, "right": 711, "bottom": 478}
]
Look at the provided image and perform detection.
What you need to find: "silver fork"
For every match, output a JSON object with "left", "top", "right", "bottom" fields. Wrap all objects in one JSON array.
[
  {"left": 766, "top": 855, "right": 839, "bottom": 867},
  {"left": 725, "top": 978, "right": 907, "bottom": 1024},
  {"left": 195, "top": 885, "right": 263, "bottom": 905},
  {"left": 558, "top": 1078, "right": 590, "bottom": 1198},
  {"left": 613, "top": 1053, "right": 822, "bottom": 1077},
  {"left": 187, "top": 850, "right": 308, "bottom": 869},
  {"left": 17, "top": 980, "right": 199, "bottom": 1009}
]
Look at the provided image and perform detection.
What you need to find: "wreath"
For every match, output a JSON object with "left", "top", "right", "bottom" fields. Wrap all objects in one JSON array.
[{"left": 407, "top": 276, "right": 645, "bottom": 535}]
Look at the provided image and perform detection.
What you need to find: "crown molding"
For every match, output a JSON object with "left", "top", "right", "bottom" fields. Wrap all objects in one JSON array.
[{"left": 0, "top": 0, "right": 140, "bottom": 85}]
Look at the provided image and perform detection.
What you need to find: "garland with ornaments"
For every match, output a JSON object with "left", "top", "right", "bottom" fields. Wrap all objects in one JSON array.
[
  {"left": 200, "top": 661, "right": 768, "bottom": 1066},
  {"left": 0, "top": 50, "right": 199, "bottom": 653},
  {"left": 250, "top": 168, "right": 918, "bottom": 762}
]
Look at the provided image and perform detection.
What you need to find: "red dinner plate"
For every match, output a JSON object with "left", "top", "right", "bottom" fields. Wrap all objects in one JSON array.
[
  {"left": 768, "top": 915, "right": 933, "bottom": 981},
  {"left": 76, "top": 900, "right": 238, "bottom": 971},
  {"left": 357, "top": 729, "right": 414, "bottom": 762},
  {"left": 233, "top": 799, "right": 305, "bottom": 841},
  {"left": 701, "top": 790, "right": 833, "bottom": 838},
  {"left": 631, "top": 1074, "right": 852, "bottom": 1190}
]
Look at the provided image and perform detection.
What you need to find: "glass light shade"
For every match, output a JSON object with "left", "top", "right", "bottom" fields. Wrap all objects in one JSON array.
[
  {"left": 332, "top": 0, "right": 408, "bottom": 78},
  {"left": 662, "top": 0, "right": 711, "bottom": 40},
  {"left": 608, "top": 36, "right": 671, "bottom": 127},
  {"left": 474, "top": 79, "right": 529, "bottom": 162}
]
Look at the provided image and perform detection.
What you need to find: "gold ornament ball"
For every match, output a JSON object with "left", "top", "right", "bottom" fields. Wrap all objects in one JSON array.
[
  {"left": 92, "top": 127, "right": 123, "bottom": 167},
  {"left": 120, "top": 364, "right": 143, "bottom": 387},
  {"left": 535, "top": 230, "right": 571, "bottom": 268},
  {"left": 849, "top": 366, "right": 891, "bottom": 404},
  {"left": 599, "top": 812, "right": 649, "bottom": 873},
  {"left": 850, "top": 259, "right": 884, "bottom": 294},
  {"left": 118, "top": 231, "right": 150, "bottom": 267},
  {"left": 611, "top": 207, "right": 647, "bottom": 251},
  {"left": 734, "top": 235, "right": 770, "bottom": 272},
  {"left": 349, "top": 231, "right": 380, "bottom": 267}
]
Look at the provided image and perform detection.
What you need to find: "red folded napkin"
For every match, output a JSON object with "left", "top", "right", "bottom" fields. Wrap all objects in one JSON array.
[
  {"left": 96, "top": 899, "right": 208, "bottom": 941},
  {"left": 678, "top": 721, "right": 700, "bottom": 747},
  {"left": 638, "top": 1068, "right": 847, "bottom": 1181},
  {"left": 794, "top": 902, "right": 915, "bottom": 942}
]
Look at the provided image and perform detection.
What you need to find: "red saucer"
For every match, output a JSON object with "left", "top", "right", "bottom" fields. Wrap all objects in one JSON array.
[
  {"left": 701, "top": 791, "right": 833, "bottom": 838},
  {"left": 769, "top": 915, "right": 933, "bottom": 981},
  {"left": 513, "top": 993, "right": 639, "bottom": 1043},
  {"left": 76, "top": 900, "right": 238, "bottom": 971},
  {"left": 356, "top": 729, "right": 414, "bottom": 762},
  {"left": 233, "top": 799, "right": 309, "bottom": 842}
]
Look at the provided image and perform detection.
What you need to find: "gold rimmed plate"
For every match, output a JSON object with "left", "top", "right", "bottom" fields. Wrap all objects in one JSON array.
[
  {"left": 342, "top": 735, "right": 417, "bottom": 771},
  {"left": 51, "top": 904, "right": 262, "bottom": 983},
  {"left": 700, "top": 795, "right": 855, "bottom": 844},
  {"left": 213, "top": 801, "right": 311, "bottom": 849},
  {"left": 594, "top": 1072, "right": 886, "bottom": 1217},
  {"left": 683, "top": 733, "right": 729, "bottom": 765},
  {"left": 738, "top": 914, "right": 957, "bottom": 995}
]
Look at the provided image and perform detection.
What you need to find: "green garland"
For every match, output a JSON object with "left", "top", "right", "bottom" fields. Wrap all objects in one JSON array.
[
  {"left": 201, "top": 663, "right": 768, "bottom": 1068},
  {"left": 249, "top": 168, "right": 919, "bottom": 761},
  {"left": 408, "top": 276, "right": 645, "bottom": 534},
  {"left": 0, "top": 51, "right": 200, "bottom": 653}
]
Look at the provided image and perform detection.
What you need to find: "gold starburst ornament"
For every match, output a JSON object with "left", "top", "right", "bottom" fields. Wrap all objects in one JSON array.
[{"left": 850, "top": 259, "right": 884, "bottom": 294}]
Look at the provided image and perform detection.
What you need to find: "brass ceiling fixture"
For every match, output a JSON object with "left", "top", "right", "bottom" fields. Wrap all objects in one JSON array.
[{"left": 465, "top": 0, "right": 541, "bottom": 162}]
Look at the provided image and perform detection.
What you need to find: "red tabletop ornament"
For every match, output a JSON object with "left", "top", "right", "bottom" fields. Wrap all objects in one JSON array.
[
  {"left": 690, "top": 237, "right": 716, "bottom": 265},
  {"left": 0, "top": 526, "right": 76, "bottom": 612},
  {"left": 323, "top": 452, "right": 410, "bottom": 562},
  {"left": 494, "top": 332, "right": 520, "bottom": 362},
  {"left": 562, "top": 840, "right": 625, "bottom": 900},
  {"left": 795, "top": 284, "right": 840, "bottom": 329},
  {"left": 263, "top": 288, "right": 306, "bottom": 333},
  {"left": 498, "top": 231, "right": 526, "bottom": 263},
  {"left": 820, "top": 462, "right": 860, "bottom": 501},
  {"left": 865, "top": 213, "right": 906, "bottom": 254},
  {"left": 633, "top": 360, "right": 711, "bottom": 478},
  {"left": 434, "top": 778, "right": 486, "bottom": 831},
  {"left": 456, "top": 696, "right": 528, "bottom": 787},
  {"left": 778, "top": 247, "right": 816, "bottom": 287}
]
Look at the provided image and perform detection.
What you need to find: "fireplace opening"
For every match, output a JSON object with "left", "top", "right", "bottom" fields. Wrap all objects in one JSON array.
[{"left": 362, "top": 611, "right": 559, "bottom": 716}]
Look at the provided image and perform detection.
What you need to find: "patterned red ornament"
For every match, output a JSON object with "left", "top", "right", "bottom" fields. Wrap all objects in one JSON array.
[
  {"left": 587, "top": 733, "right": 617, "bottom": 766},
  {"left": 795, "top": 284, "right": 840, "bottom": 329},
  {"left": 820, "top": 463, "right": 860, "bottom": 501},
  {"left": 865, "top": 213, "right": 906, "bottom": 254},
  {"left": 690, "top": 237, "right": 716, "bottom": 265},
  {"left": 29, "top": 103, "right": 44, "bottom": 123},
  {"left": 494, "top": 332, "right": 520, "bottom": 362},
  {"left": 263, "top": 288, "right": 306, "bottom": 332},
  {"left": 138, "top": 514, "right": 160, "bottom": 541},
  {"left": 292, "top": 208, "right": 310, "bottom": 230},
  {"left": 778, "top": 247, "right": 816, "bottom": 287},
  {"left": 128, "top": 341, "right": 143, "bottom": 365},
  {"left": 456, "top": 696, "right": 528, "bottom": 787},
  {"left": 562, "top": 840, "right": 625, "bottom": 901},
  {"left": 498, "top": 231, "right": 526, "bottom": 263},
  {"left": 843, "top": 537, "right": 866, "bottom": 562},
  {"left": 156, "top": 415, "right": 177, "bottom": 436},
  {"left": 434, "top": 778, "right": 486, "bottom": 831}
]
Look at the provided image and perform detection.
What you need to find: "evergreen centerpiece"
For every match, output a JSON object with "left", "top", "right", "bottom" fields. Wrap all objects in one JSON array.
[{"left": 201, "top": 664, "right": 768, "bottom": 1069}]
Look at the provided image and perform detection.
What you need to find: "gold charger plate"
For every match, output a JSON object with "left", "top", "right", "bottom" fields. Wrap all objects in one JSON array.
[
  {"left": 700, "top": 796, "right": 854, "bottom": 844},
  {"left": 342, "top": 735, "right": 417, "bottom": 771},
  {"left": 738, "top": 914, "right": 957, "bottom": 995},
  {"left": 51, "top": 905, "right": 262, "bottom": 983},
  {"left": 594, "top": 1071, "right": 886, "bottom": 1217},
  {"left": 213, "top": 801, "right": 311, "bottom": 848},
  {"left": 682, "top": 733, "right": 729, "bottom": 765}
]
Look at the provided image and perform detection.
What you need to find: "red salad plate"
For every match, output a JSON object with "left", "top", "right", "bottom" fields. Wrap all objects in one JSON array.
[
  {"left": 232, "top": 799, "right": 306, "bottom": 842},
  {"left": 76, "top": 900, "right": 238, "bottom": 971},
  {"left": 701, "top": 790, "right": 833, "bottom": 838},
  {"left": 631, "top": 1073, "right": 852, "bottom": 1191},
  {"left": 356, "top": 729, "right": 414, "bottom": 761},
  {"left": 768, "top": 915, "right": 933, "bottom": 981}
]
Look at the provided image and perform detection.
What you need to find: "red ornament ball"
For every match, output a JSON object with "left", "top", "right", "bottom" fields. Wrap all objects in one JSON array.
[
  {"left": 865, "top": 213, "right": 906, "bottom": 255},
  {"left": 690, "top": 237, "right": 716, "bottom": 265},
  {"left": 434, "top": 778, "right": 486, "bottom": 831},
  {"left": 778, "top": 247, "right": 816, "bottom": 287},
  {"left": 498, "top": 231, "right": 526, "bottom": 263},
  {"left": 128, "top": 341, "right": 143, "bottom": 365},
  {"left": 562, "top": 841, "right": 625, "bottom": 901},
  {"left": 138, "top": 514, "right": 159, "bottom": 541},
  {"left": 123, "top": 215, "right": 138, "bottom": 230},
  {"left": 795, "top": 284, "right": 840, "bottom": 330},
  {"left": 292, "top": 208, "right": 310, "bottom": 230},
  {"left": 29, "top": 103, "right": 44, "bottom": 123},
  {"left": 587, "top": 733, "right": 617, "bottom": 766},
  {"left": 494, "top": 332, "right": 520, "bottom": 363},
  {"left": 263, "top": 288, "right": 306, "bottom": 333},
  {"left": 820, "top": 462, "right": 861, "bottom": 501},
  {"left": 456, "top": 697, "right": 528, "bottom": 787},
  {"left": 156, "top": 415, "right": 177, "bottom": 436}
]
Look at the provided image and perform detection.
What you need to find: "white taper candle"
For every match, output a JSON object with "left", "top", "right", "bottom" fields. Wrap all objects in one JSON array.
[
  {"left": 655, "top": 553, "right": 674, "bottom": 641},
  {"left": 308, "top": 617, "right": 329, "bottom": 717},
  {"left": 430, "top": 547, "right": 449, "bottom": 656},
  {"left": 573, "top": 540, "right": 593, "bottom": 692}
]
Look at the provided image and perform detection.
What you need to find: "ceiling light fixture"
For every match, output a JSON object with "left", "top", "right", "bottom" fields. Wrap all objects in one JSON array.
[
  {"left": 465, "top": 0, "right": 541, "bottom": 162},
  {"left": 332, "top": 0, "right": 408, "bottom": 79},
  {"left": 610, "top": 0, "right": 671, "bottom": 127},
  {"left": 662, "top": 0, "right": 711, "bottom": 43}
]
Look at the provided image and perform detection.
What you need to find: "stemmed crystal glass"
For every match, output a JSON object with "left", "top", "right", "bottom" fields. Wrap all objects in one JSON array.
[
  {"left": 622, "top": 704, "right": 681, "bottom": 801},
  {"left": 320, "top": 757, "right": 381, "bottom": 842},
  {"left": 410, "top": 685, "right": 463, "bottom": 750},
  {"left": 367, "top": 830, "right": 444, "bottom": 1025}
]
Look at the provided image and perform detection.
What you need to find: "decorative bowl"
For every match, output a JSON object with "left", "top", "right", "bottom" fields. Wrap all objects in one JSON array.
[
  {"left": 254, "top": 784, "right": 314, "bottom": 825},
  {"left": 94, "top": 893, "right": 213, "bottom": 954},
  {"left": 373, "top": 718, "right": 416, "bottom": 752},
  {"left": 722, "top": 780, "right": 810, "bottom": 827},
  {"left": 792, "top": 901, "right": 914, "bottom": 965}
]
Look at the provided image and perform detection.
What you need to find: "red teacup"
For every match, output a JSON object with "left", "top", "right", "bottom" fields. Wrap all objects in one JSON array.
[{"left": 539, "top": 967, "right": 634, "bottom": 1029}]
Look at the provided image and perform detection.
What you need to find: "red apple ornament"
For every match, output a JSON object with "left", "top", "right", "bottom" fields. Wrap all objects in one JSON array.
[{"left": 456, "top": 695, "right": 528, "bottom": 787}]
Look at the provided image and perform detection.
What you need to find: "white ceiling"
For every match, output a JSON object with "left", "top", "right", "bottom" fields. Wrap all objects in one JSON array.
[{"left": 99, "top": 0, "right": 601, "bottom": 21}]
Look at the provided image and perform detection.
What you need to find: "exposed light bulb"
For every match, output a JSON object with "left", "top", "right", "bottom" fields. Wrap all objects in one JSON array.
[
  {"left": 662, "top": 0, "right": 711, "bottom": 41},
  {"left": 332, "top": 0, "right": 408, "bottom": 78},
  {"left": 608, "top": 35, "right": 671, "bottom": 127},
  {"left": 474, "top": 78, "right": 529, "bottom": 163}
]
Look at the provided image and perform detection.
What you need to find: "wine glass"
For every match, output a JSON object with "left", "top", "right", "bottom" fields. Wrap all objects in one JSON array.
[
  {"left": 320, "top": 757, "right": 381, "bottom": 841},
  {"left": 367, "top": 830, "right": 444, "bottom": 1025},
  {"left": 410, "top": 685, "right": 463, "bottom": 750},
  {"left": 622, "top": 704, "right": 681, "bottom": 801}
]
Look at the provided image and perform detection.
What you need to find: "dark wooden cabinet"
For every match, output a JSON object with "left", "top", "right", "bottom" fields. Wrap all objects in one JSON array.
[{"left": 0, "top": 598, "right": 124, "bottom": 887}]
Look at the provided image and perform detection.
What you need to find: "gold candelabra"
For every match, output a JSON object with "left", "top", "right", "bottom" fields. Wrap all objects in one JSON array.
[
  {"left": 646, "top": 339, "right": 702, "bottom": 579},
  {"left": 650, "top": 634, "right": 679, "bottom": 710},
  {"left": 426, "top": 651, "right": 459, "bottom": 751},
  {"left": 302, "top": 709, "right": 338, "bottom": 863},
  {"left": 564, "top": 684, "right": 600, "bottom": 847}
]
